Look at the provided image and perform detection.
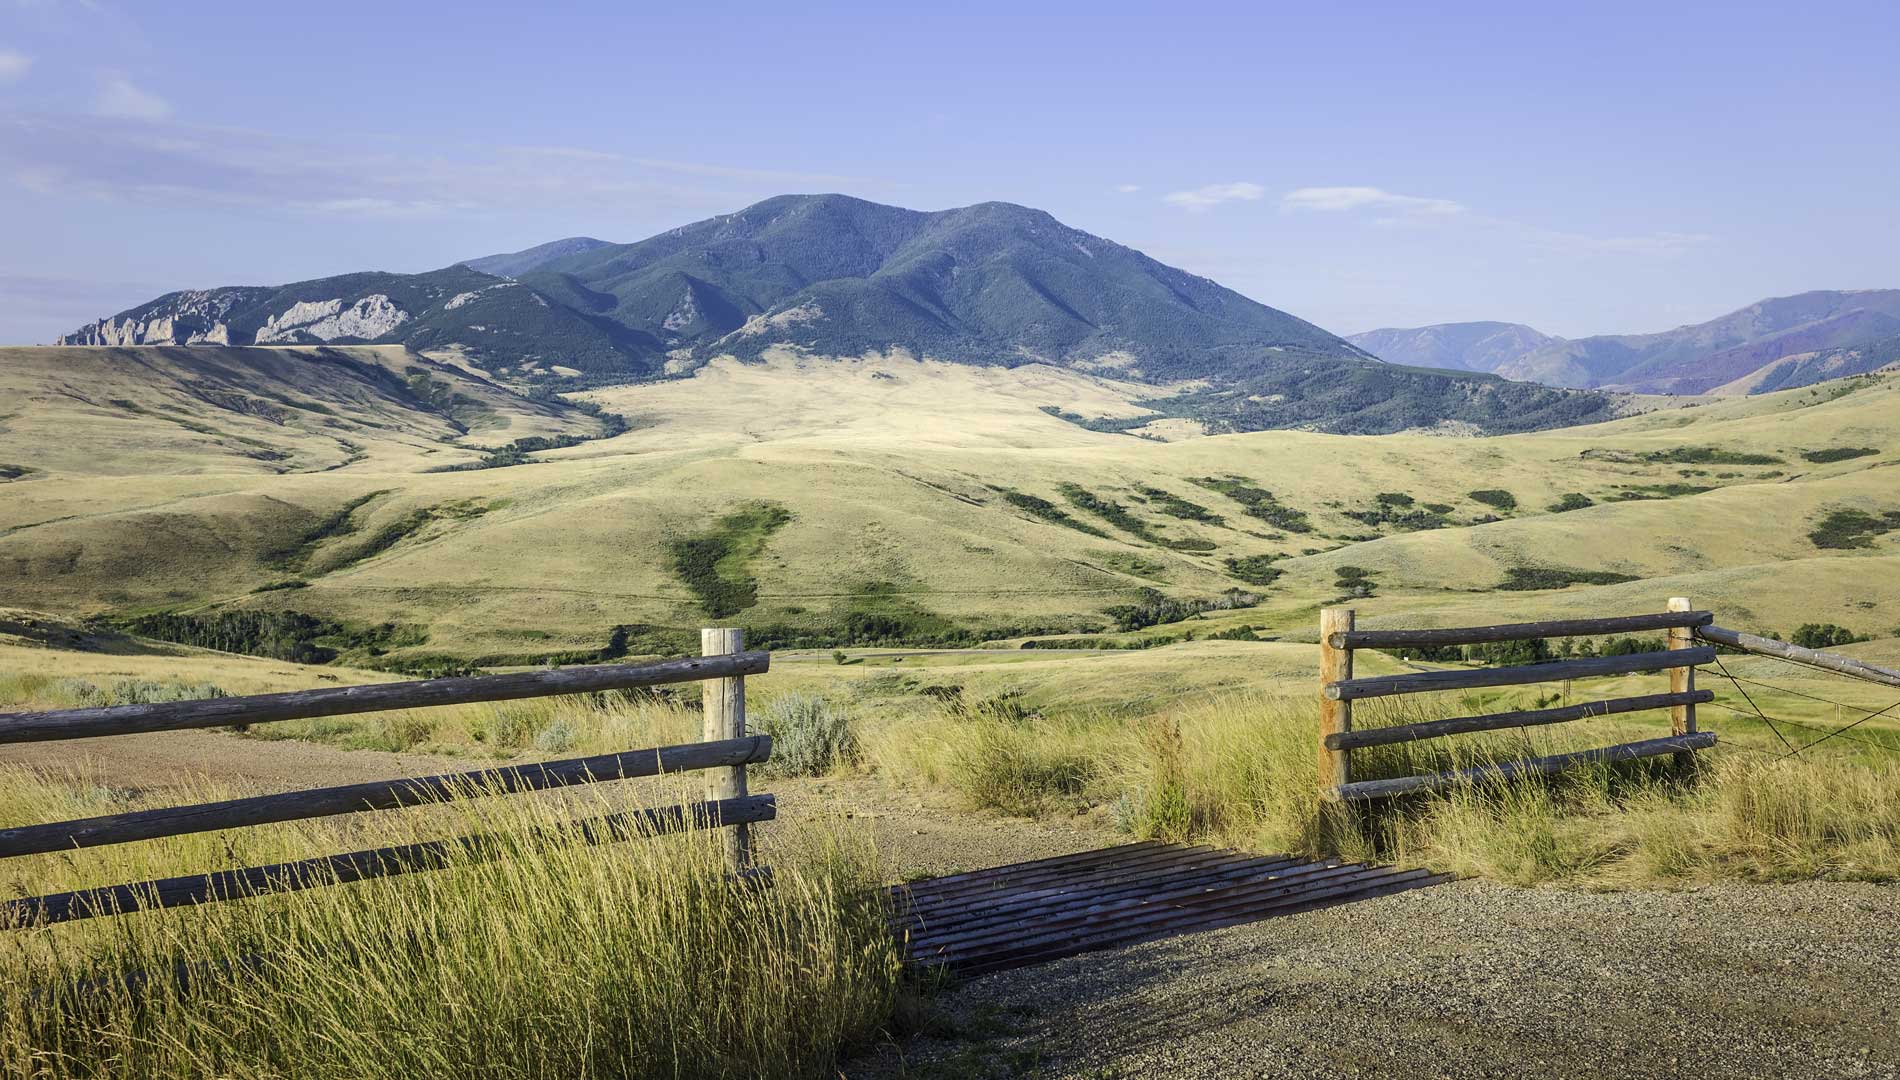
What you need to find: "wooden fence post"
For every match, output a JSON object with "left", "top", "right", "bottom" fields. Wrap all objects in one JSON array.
[
  {"left": 1667, "top": 597, "right": 1697, "bottom": 770},
  {"left": 1319, "top": 608, "right": 1355, "bottom": 843},
  {"left": 701, "top": 628, "right": 752, "bottom": 870}
]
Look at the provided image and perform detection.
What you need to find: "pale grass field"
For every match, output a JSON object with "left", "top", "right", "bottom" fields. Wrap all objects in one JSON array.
[
  {"left": 5, "top": 626, "right": 1891, "bottom": 887},
  {"left": 0, "top": 347, "right": 1894, "bottom": 660}
]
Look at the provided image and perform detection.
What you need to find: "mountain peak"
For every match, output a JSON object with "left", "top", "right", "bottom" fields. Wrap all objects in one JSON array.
[
  {"left": 51, "top": 194, "right": 1619, "bottom": 433},
  {"left": 460, "top": 237, "right": 613, "bottom": 279}
]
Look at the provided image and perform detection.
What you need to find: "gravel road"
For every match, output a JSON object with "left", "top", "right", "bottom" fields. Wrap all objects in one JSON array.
[{"left": 847, "top": 879, "right": 1900, "bottom": 1080}]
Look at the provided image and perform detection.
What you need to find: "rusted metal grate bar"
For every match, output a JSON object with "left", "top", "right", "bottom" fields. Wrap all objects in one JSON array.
[{"left": 890, "top": 842, "right": 1448, "bottom": 975}]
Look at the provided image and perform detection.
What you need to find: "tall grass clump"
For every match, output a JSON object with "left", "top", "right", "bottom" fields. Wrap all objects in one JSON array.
[
  {"left": 1111, "top": 691, "right": 1900, "bottom": 886},
  {"left": 757, "top": 693, "right": 858, "bottom": 776},
  {"left": 865, "top": 694, "right": 1104, "bottom": 817},
  {"left": 0, "top": 769, "right": 900, "bottom": 1079}
]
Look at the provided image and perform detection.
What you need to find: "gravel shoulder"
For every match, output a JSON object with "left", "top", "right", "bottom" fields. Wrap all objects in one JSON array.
[{"left": 847, "top": 879, "right": 1900, "bottom": 1080}]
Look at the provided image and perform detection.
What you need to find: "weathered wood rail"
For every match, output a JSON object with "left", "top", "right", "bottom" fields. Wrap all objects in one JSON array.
[
  {"left": 1320, "top": 599, "right": 1717, "bottom": 804},
  {"left": 0, "top": 629, "right": 770, "bottom": 928},
  {"left": 1693, "top": 624, "right": 1900, "bottom": 689}
]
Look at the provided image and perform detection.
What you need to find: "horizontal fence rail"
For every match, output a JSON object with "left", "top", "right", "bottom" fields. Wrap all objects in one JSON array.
[
  {"left": 1327, "top": 734, "right": 1717, "bottom": 802},
  {"left": 1317, "top": 601, "right": 1716, "bottom": 811},
  {"left": 4, "top": 795, "right": 776, "bottom": 928},
  {"left": 1, "top": 638, "right": 773, "bottom": 930},
  {"left": 1323, "top": 690, "right": 1714, "bottom": 751},
  {"left": 1324, "top": 647, "right": 1713, "bottom": 701},
  {"left": 1696, "top": 624, "right": 1900, "bottom": 690},
  {"left": 1330, "top": 610, "right": 1712, "bottom": 651},
  {"left": 0, "top": 736, "right": 772, "bottom": 861},
  {"left": 0, "top": 652, "right": 769, "bottom": 745}
]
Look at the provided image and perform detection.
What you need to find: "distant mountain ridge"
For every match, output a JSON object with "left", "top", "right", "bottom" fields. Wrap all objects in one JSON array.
[
  {"left": 1352, "top": 290, "right": 1900, "bottom": 395},
  {"left": 55, "top": 193, "right": 1615, "bottom": 434},
  {"left": 461, "top": 237, "right": 613, "bottom": 279},
  {"left": 1347, "top": 322, "right": 1557, "bottom": 373}
]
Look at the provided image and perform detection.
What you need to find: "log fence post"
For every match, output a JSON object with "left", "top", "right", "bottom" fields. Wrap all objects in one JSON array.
[
  {"left": 701, "top": 628, "right": 752, "bottom": 870},
  {"left": 1318, "top": 607, "right": 1356, "bottom": 843},
  {"left": 1667, "top": 597, "right": 1697, "bottom": 770}
]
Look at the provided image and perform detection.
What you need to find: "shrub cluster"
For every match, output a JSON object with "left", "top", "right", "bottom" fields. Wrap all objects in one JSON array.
[
  {"left": 1103, "top": 587, "right": 1259, "bottom": 633},
  {"left": 1800, "top": 446, "right": 1880, "bottom": 464},
  {"left": 1188, "top": 477, "right": 1312, "bottom": 533},
  {"left": 757, "top": 693, "right": 859, "bottom": 777},
  {"left": 1808, "top": 508, "right": 1900, "bottom": 550},
  {"left": 1790, "top": 623, "right": 1869, "bottom": 649}
]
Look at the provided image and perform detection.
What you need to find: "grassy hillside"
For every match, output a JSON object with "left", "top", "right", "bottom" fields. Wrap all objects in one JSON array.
[
  {"left": 0, "top": 344, "right": 608, "bottom": 478},
  {"left": 0, "top": 345, "right": 1894, "bottom": 666}
]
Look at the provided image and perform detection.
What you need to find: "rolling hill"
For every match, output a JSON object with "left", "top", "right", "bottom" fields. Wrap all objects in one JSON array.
[
  {"left": 1353, "top": 290, "right": 1900, "bottom": 395},
  {"left": 0, "top": 344, "right": 608, "bottom": 476},
  {"left": 1, "top": 338, "right": 1893, "bottom": 668},
  {"left": 51, "top": 195, "right": 1615, "bottom": 435}
]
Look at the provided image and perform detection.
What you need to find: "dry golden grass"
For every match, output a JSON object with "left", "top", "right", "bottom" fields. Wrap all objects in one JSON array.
[
  {"left": 2, "top": 346, "right": 1894, "bottom": 661},
  {"left": 0, "top": 765, "right": 899, "bottom": 1080}
]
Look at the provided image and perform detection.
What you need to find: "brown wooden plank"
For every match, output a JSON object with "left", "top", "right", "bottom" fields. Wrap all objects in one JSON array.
[
  {"left": 1324, "top": 648, "right": 1713, "bottom": 701},
  {"left": 0, "top": 736, "right": 771, "bottom": 861},
  {"left": 1696, "top": 624, "right": 1900, "bottom": 689},
  {"left": 0, "top": 652, "right": 770, "bottom": 745},
  {"left": 1327, "top": 733, "right": 1717, "bottom": 801},
  {"left": 1324, "top": 691, "right": 1712, "bottom": 750},
  {"left": 3, "top": 795, "right": 775, "bottom": 928},
  {"left": 1331, "top": 610, "right": 1711, "bottom": 650}
]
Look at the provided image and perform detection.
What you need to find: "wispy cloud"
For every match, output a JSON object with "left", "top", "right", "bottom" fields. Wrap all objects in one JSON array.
[
  {"left": 0, "top": 112, "right": 889, "bottom": 219},
  {"left": 0, "top": 49, "right": 31, "bottom": 83},
  {"left": 1163, "top": 181, "right": 1265, "bottom": 211},
  {"left": 92, "top": 73, "right": 171, "bottom": 120},
  {"left": 1528, "top": 229, "right": 1712, "bottom": 257},
  {"left": 1282, "top": 182, "right": 1707, "bottom": 257},
  {"left": 1281, "top": 185, "right": 1465, "bottom": 219},
  {"left": 499, "top": 145, "right": 874, "bottom": 187},
  {"left": 1115, "top": 183, "right": 1141, "bottom": 194}
]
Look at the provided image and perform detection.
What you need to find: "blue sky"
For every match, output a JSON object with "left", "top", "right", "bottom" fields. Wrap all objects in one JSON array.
[{"left": 1, "top": 0, "right": 1895, "bottom": 344}]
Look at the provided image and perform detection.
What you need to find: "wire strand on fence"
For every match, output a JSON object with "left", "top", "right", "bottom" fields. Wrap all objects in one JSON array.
[
  {"left": 1696, "top": 659, "right": 1900, "bottom": 759},
  {"left": 1707, "top": 655, "right": 1796, "bottom": 753},
  {"left": 1698, "top": 699, "right": 1898, "bottom": 753}
]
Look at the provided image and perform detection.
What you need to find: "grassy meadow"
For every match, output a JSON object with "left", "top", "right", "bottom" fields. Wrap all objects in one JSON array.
[
  {"left": 1, "top": 345, "right": 1898, "bottom": 1074},
  {"left": 0, "top": 347, "right": 1895, "bottom": 665},
  {"left": 4, "top": 626, "right": 1894, "bottom": 889}
]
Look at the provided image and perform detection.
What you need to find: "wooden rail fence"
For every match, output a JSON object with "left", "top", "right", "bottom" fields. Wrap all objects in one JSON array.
[
  {"left": 1319, "top": 598, "right": 1718, "bottom": 802},
  {"left": 0, "top": 628, "right": 770, "bottom": 929}
]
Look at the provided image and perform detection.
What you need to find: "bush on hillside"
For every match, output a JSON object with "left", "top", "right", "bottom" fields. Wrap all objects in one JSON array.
[
  {"left": 1790, "top": 623, "right": 1868, "bottom": 650},
  {"left": 1546, "top": 492, "right": 1594, "bottom": 513}
]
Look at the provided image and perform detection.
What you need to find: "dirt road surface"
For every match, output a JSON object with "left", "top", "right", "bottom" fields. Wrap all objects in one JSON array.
[{"left": 848, "top": 878, "right": 1900, "bottom": 1079}]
